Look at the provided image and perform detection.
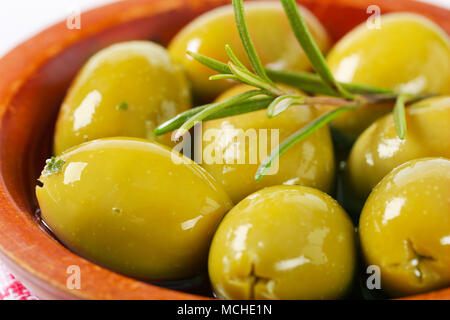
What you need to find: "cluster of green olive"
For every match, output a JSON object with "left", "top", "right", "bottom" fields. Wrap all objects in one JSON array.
[{"left": 36, "top": 2, "right": 449, "bottom": 299}]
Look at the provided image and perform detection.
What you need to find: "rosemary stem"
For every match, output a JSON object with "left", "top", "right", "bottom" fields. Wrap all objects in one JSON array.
[
  {"left": 266, "top": 69, "right": 393, "bottom": 96},
  {"left": 154, "top": 97, "right": 275, "bottom": 136}
]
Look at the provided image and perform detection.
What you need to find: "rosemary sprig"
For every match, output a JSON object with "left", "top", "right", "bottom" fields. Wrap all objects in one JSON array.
[
  {"left": 210, "top": 97, "right": 274, "bottom": 120},
  {"left": 173, "top": 89, "right": 267, "bottom": 140},
  {"left": 267, "top": 95, "right": 306, "bottom": 118},
  {"left": 255, "top": 106, "right": 357, "bottom": 181},
  {"left": 156, "top": 0, "right": 427, "bottom": 181},
  {"left": 392, "top": 93, "right": 432, "bottom": 140},
  {"left": 187, "top": 51, "right": 392, "bottom": 97},
  {"left": 228, "top": 62, "right": 284, "bottom": 96},
  {"left": 232, "top": 0, "right": 273, "bottom": 85},
  {"left": 266, "top": 95, "right": 360, "bottom": 118},
  {"left": 225, "top": 44, "right": 246, "bottom": 69},
  {"left": 155, "top": 97, "right": 275, "bottom": 136},
  {"left": 393, "top": 94, "right": 408, "bottom": 140},
  {"left": 155, "top": 92, "right": 360, "bottom": 136},
  {"left": 187, "top": 50, "right": 231, "bottom": 74},
  {"left": 266, "top": 69, "right": 393, "bottom": 96},
  {"left": 280, "top": 0, "right": 353, "bottom": 99}
]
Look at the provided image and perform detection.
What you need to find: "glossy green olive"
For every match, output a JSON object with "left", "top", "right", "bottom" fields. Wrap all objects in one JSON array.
[
  {"left": 196, "top": 86, "right": 335, "bottom": 204},
  {"left": 326, "top": 13, "right": 450, "bottom": 140},
  {"left": 54, "top": 41, "right": 191, "bottom": 155},
  {"left": 209, "top": 186, "right": 356, "bottom": 300},
  {"left": 360, "top": 158, "right": 450, "bottom": 297},
  {"left": 347, "top": 96, "right": 450, "bottom": 199},
  {"left": 36, "top": 138, "right": 232, "bottom": 281},
  {"left": 169, "top": 2, "right": 330, "bottom": 101}
]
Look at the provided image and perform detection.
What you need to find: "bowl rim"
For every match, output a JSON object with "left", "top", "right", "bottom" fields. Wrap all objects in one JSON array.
[{"left": 0, "top": 0, "right": 449, "bottom": 300}]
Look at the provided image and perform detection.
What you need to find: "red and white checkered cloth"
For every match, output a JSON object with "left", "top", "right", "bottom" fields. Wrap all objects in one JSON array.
[{"left": 0, "top": 261, "right": 38, "bottom": 300}]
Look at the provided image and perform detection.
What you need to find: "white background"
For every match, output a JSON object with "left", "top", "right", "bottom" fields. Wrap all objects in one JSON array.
[{"left": 0, "top": 0, "right": 448, "bottom": 58}]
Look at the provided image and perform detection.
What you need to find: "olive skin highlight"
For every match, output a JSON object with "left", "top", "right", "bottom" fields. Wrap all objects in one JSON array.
[{"left": 36, "top": 138, "right": 232, "bottom": 281}]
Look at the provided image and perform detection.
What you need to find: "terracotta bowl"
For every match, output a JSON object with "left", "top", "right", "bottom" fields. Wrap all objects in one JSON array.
[{"left": 0, "top": 0, "right": 448, "bottom": 300}]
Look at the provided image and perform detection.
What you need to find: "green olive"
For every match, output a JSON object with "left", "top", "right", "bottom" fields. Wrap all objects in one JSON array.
[
  {"left": 169, "top": 2, "right": 330, "bottom": 101},
  {"left": 196, "top": 85, "right": 335, "bottom": 204},
  {"left": 36, "top": 138, "right": 232, "bottom": 281},
  {"left": 359, "top": 158, "right": 450, "bottom": 297},
  {"left": 347, "top": 96, "right": 450, "bottom": 199},
  {"left": 209, "top": 185, "right": 356, "bottom": 300},
  {"left": 326, "top": 13, "right": 450, "bottom": 140},
  {"left": 53, "top": 41, "right": 191, "bottom": 155}
]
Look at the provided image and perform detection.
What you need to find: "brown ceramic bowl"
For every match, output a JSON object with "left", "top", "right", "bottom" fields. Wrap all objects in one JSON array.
[{"left": 0, "top": 0, "right": 449, "bottom": 300}]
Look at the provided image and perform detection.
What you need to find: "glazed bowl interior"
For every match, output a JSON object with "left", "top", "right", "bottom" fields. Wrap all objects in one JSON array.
[{"left": 0, "top": 0, "right": 448, "bottom": 300}]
